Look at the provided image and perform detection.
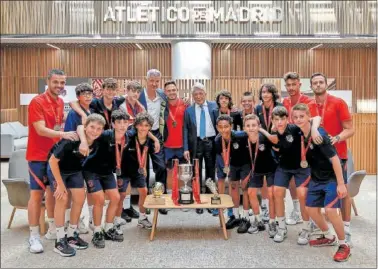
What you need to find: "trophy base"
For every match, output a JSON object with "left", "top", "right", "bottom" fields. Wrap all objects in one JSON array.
[
  {"left": 179, "top": 190, "right": 194, "bottom": 204},
  {"left": 211, "top": 196, "right": 221, "bottom": 205},
  {"left": 151, "top": 197, "right": 165, "bottom": 205}
]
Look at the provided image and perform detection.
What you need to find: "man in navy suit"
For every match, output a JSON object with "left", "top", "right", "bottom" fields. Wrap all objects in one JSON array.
[
  {"left": 183, "top": 82, "right": 217, "bottom": 214},
  {"left": 138, "top": 69, "right": 168, "bottom": 215}
]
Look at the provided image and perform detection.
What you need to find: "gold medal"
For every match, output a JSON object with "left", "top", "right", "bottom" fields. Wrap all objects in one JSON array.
[
  {"left": 53, "top": 124, "right": 61, "bottom": 131},
  {"left": 300, "top": 160, "right": 308, "bottom": 168},
  {"left": 223, "top": 166, "right": 230, "bottom": 174}
]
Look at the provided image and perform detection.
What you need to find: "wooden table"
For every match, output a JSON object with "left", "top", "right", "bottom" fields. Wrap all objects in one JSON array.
[{"left": 143, "top": 194, "right": 234, "bottom": 241}]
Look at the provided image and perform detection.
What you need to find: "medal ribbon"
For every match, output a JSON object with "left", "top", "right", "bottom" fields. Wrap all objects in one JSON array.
[
  {"left": 45, "top": 93, "right": 61, "bottom": 127},
  {"left": 168, "top": 99, "right": 182, "bottom": 126},
  {"left": 248, "top": 138, "right": 259, "bottom": 174},
  {"left": 115, "top": 135, "right": 126, "bottom": 171},
  {"left": 316, "top": 94, "right": 328, "bottom": 125},
  {"left": 262, "top": 103, "right": 273, "bottom": 130},
  {"left": 136, "top": 138, "right": 148, "bottom": 172},
  {"left": 301, "top": 136, "right": 312, "bottom": 163},
  {"left": 221, "top": 138, "right": 231, "bottom": 170}
]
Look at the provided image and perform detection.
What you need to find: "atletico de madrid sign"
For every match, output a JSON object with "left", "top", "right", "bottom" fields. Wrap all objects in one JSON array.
[{"left": 104, "top": 6, "right": 283, "bottom": 23}]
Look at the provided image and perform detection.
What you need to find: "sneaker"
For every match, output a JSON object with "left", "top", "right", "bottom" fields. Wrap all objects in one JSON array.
[
  {"left": 92, "top": 231, "right": 105, "bottom": 248},
  {"left": 115, "top": 223, "right": 123, "bottom": 235},
  {"left": 286, "top": 210, "right": 303, "bottom": 225},
  {"left": 44, "top": 229, "right": 57, "bottom": 240},
  {"left": 104, "top": 227, "right": 124, "bottom": 242},
  {"left": 212, "top": 209, "right": 219, "bottom": 216},
  {"left": 333, "top": 244, "right": 351, "bottom": 262},
  {"left": 309, "top": 235, "right": 337, "bottom": 247},
  {"left": 248, "top": 209, "right": 254, "bottom": 217},
  {"left": 345, "top": 232, "right": 353, "bottom": 248},
  {"left": 297, "top": 229, "right": 311, "bottom": 245},
  {"left": 67, "top": 231, "right": 89, "bottom": 250},
  {"left": 261, "top": 206, "right": 269, "bottom": 223},
  {"left": 268, "top": 221, "right": 278, "bottom": 238},
  {"left": 226, "top": 215, "right": 241, "bottom": 230},
  {"left": 29, "top": 236, "right": 43, "bottom": 253},
  {"left": 121, "top": 210, "right": 132, "bottom": 223},
  {"left": 138, "top": 217, "right": 153, "bottom": 229},
  {"left": 273, "top": 227, "right": 288, "bottom": 243},
  {"left": 54, "top": 237, "right": 76, "bottom": 257},
  {"left": 114, "top": 217, "right": 127, "bottom": 226},
  {"left": 124, "top": 205, "right": 140, "bottom": 218},
  {"left": 78, "top": 217, "right": 89, "bottom": 234},
  {"left": 237, "top": 218, "right": 251, "bottom": 234},
  {"left": 88, "top": 220, "right": 95, "bottom": 231},
  {"left": 159, "top": 209, "right": 168, "bottom": 215},
  {"left": 248, "top": 219, "right": 265, "bottom": 234},
  {"left": 309, "top": 221, "right": 322, "bottom": 236}
]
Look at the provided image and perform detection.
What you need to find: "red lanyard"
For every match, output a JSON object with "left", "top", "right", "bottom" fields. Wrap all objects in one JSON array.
[
  {"left": 288, "top": 95, "right": 303, "bottom": 123},
  {"left": 136, "top": 138, "right": 148, "bottom": 172},
  {"left": 169, "top": 99, "right": 182, "bottom": 128},
  {"left": 222, "top": 137, "right": 231, "bottom": 169},
  {"left": 115, "top": 136, "right": 126, "bottom": 170},
  {"left": 248, "top": 138, "right": 259, "bottom": 174},
  {"left": 262, "top": 103, "right": 273, "bottom": 130},
  {"left": 316, "top": 94, "right": 328, "bottom": 125},
  {"left": 301, "top": 136, "right": 312, "bottom": 162},
  {"left": 45, "top": 93, "right": 61, "bottom": 126}
]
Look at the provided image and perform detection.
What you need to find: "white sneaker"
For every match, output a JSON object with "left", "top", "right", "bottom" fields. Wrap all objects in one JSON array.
[
  {"left": 248, "top": 209, "right": 254, "bottom": 217},
  {"left": 261, "top": 206, "right": 269, "bottom": 223},
  {"left": 114, "top": 217, "right": 126, "bottom": 226},
  {"left": 273, "top": 228, "right": 288, "bottom": 243},
  {"left": 286, "top": 210, "right": 303, "bottom": 225},
  {"left": 29, "top": 236, "right": 44, "bottom": 253},
  {"left": 44, "top": 229, "right": 57, "bottom": 240},
  {"left": 297, "top": 228, "right": 310, "bottom": 245},
  {"left": 78, "top": 217, "right": 89, "bottom": 234}
]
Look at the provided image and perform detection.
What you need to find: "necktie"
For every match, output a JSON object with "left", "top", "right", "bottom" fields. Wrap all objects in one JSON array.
[{"left": 200, "top": 105, "right": 206, "bottom": 139}]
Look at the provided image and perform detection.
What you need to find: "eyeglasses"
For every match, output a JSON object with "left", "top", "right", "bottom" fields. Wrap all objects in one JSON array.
[{"left": 80, "top": 92, "right": 94, "bottom": 97}]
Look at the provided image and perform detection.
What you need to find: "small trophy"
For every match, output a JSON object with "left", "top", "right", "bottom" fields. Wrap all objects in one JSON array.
[
  {"left": 205, "top": 178, "right": 221, "bottom": 205},
  {"left": 151, "top": 182, "right": 165, "bottom": 205},
  {"left": 178, "top": 164, "right": 194, "bottom": 204}
]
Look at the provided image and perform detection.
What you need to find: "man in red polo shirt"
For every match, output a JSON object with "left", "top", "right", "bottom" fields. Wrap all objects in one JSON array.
[
  {"left": 27, "top": 69, "right": 78, "bottom": 254},
  {"left": 282, "top": 72, "right": 314, "bottom": 226},
  {"left": 308, "top": 72, "right": 355, "bottom": 246},
  {"left": 163, "top": 80, "right": 188, "bottom": 192}
]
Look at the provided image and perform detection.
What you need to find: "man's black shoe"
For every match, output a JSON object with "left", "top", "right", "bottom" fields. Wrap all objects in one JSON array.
[
  {"left": 104, "top": 227, "right": 124, "bottom": 242},
  {"left": 196, "top": 208, "right": 204, "bottom": 214},
  {"left": 237, "top": 218, "right": 251, "bottom": 234},
  {"left": 124, "top": 205, "right": 140, "bottom": 219},
  {"left": 159, "top": 209, "right": 168, "bottom": 215},
  {"left": 226, "top": 215, "right": 241, "bottom": 229},
  {"left": 121, "top": 209, "right": 132, "bottom": 223}
]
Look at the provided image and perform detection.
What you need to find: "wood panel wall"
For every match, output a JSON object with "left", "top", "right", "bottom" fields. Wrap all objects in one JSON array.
[{"left": 1, "top": 47, "right": 376, "bottom": 173}]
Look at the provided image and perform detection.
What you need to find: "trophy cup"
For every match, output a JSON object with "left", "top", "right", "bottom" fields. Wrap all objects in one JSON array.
[
  {"left": 205, "top": 178, "right": 221, "bottom": 205},
  {"left": 178, "top": 164, "right": 194, "bottom": 204},
  {"left": 151, "top": 182, "right": 166, "bottom": 205}
]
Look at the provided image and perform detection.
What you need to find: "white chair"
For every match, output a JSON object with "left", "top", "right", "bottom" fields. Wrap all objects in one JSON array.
[{"left": 347, "top": 170, "right": 367, "bottom": 216}]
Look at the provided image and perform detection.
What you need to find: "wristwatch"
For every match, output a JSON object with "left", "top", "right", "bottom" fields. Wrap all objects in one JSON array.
[{"left": 335, "top": 135, "right": 341, "bottom": 142}]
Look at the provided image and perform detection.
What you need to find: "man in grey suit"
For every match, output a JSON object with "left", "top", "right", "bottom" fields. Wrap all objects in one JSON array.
[{"left": 183, "top": 82, "right": 217, "bottom": 214}]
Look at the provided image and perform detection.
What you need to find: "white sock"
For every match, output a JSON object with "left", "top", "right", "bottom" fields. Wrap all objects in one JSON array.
[
  {"left": 94, "top": 226, "right": 102, "bottom": 233},
  {"left": 255, "top": 214, "right": 261, "bottom": 222},
  {"left": 114, "top": 216, "right": 122, "bottom": 223},
  {"left": 65, "top": 209, "right": 71, "bottom": 223},
  {"left": 67, "top": 224, "right": 77, "bottom": 237},
  {"left": 344, "top": 221, "right": 351, "bottom": 234},
  {"left": 303, "top": 220, "right": 310, "bottom": 230},
  {"left": 88, "top": 205, "right": 94, "bottom": 222},
  {"left": 56, "top": 227, "right": 66, "bottom": 240},
  {"left": 339, "top": 239, "right": 346, "bottom": 245},
  {"left": 262, "top": 199, "right": 269, "bottom": 208},
  {"left": 30, "top": 226, "right": 39, "bottom": 237},
  {"left": 277, "top": 217, "right": 286, "bottom": 229},
  {"left": 323, "top": 229, "right": 334, "bottom": 240},
  {"left": 292, "top": 199, "right": 300, "bottom": 211},
  {"left": 243, "top": 210, "right": 249, "bottom": 219},
  {"left": 47, "top": 218, "right": 56, "bottom": 232},
  {"left": 123, "top": 195, "right": 131, "bottom": 209},
  {"left": 139, "top": 213, "right": 147, "bottom": 220},
  {"left": 104, "top": 222, "right": 113, "bottom": 232},
  {"left": 233, "top": 208, "right": 240, "bottom": 218},
  {"left": 269, "top": 218, "right": 275, "bottom": 224}
]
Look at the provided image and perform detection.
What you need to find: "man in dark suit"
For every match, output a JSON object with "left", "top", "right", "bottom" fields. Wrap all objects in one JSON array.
[{"left": 183, "top": 82, "right": 217, "bottom": 214}]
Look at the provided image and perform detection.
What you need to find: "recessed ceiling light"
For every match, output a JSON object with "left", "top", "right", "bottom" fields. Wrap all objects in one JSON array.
[
  {"left": 136, "top": 43, "right": 143, "bottom": 50},
  {"left": 47, "top": 43, "right": 61, "bottom": 50},
  {"left": 224, "top": 44, "right": 231, "bottom": 50}
]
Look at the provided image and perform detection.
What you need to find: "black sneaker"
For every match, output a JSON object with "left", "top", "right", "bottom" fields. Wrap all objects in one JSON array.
[
  {"left": 92, "top": 231, "right": 105, "bottom": 248},
  {"left": 104, "top": 227, "right": 124, "bottom": 242},
  {"left": 159, "top": 209, "right": 168, "bottom": 215},
  {"left": 226, "top": 215, "right": 241, "bottom": 230},
  {"left": 121, "top": 210, "right": 132, "bottom": 223},
  {"left": 124, "top": 205, "right": 140, "bottom": 218},
  {"left": 54, "top": 237, "right": 76, "bottom": 257},
  {"left": 196, "top": 208, "right": 204, "bottom": 214},
  {"left": 67, "top": 231, "right": 89, "bottom": 250},
  {"left": 237, "top": 218, "right": 251, "bottom": 234},
  {"left": 257, "top": 220, "right": 266, "bottom": 231}
]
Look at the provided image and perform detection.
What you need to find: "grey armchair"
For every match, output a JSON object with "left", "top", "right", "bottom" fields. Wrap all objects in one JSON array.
[
  {"left": 1, "top": 121, "right": 28, "bottom": 158},
  {"left": 2, "top": 149, "right": 46, "bottom": 234}
]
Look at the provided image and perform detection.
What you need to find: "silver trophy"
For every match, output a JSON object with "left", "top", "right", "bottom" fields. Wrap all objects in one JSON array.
[
  {"left": 178, "top": 163, "right": 194, "bottom": 204},
  {"left": 205, "top": 178, "right": 221, "bottom": 205}
]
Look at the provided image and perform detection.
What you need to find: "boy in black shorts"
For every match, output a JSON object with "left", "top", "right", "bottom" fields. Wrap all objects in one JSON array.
[
  {"left": 292, "top": 104, "right": 350, "bottom": 262},
  {"left": 47, "top": 114, "right": 105, "bottom": 256},
  {"left": 214, "top": 115, "right": 250, "bottom": 233}
]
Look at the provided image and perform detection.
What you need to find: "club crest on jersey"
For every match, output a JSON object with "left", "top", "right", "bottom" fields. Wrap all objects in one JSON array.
[
  {"left": 286, "top": 135, "right": 294, "bottom": 143},
  {"left": 233, "top": 142, "right": 239, "bottom": 149},
  {"left": 259, "top": 144, "right": 265, "bottom": 151}
]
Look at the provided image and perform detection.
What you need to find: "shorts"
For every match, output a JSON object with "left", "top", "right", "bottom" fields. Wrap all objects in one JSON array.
[
  {"left": 28, "top": 161, "right": 49, "bottom": 190},
  {"left": 47, "top": 167, "right": 84, "bottom": 192},
  {"left": 83, "top": 171, "right": 117, "bottom": 193},
  {"left": 164, "top": 147, "right": 186, "bottom": 169},
  {"left": 216, "top": 155, "right": 250, "bottom": 182},
  {"left": 128, "top": 174, "right": 147, "bottom": 188},
  {"left": 249, "top": 172, "right": 275, "bottom": 188},
  {"left": 274, "top": 166, "right": 311, "bottom": 188},
  {"left": 306, "top": 179, "right": 341, "bottom": 208},
  {"left": 340, "top": 159, "right": 348, "bottom": 184},
  {"left": 116, "top": 176, "right": 130, "bottom": 193}
]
